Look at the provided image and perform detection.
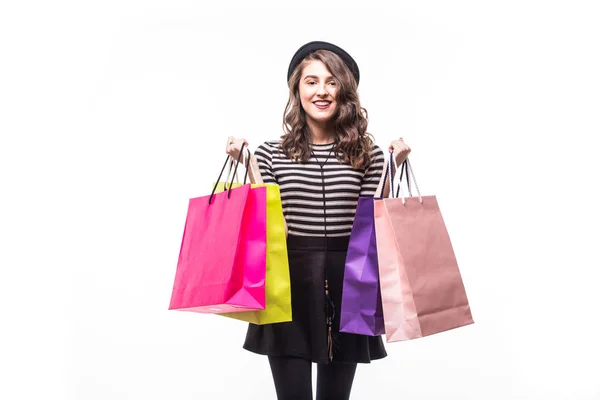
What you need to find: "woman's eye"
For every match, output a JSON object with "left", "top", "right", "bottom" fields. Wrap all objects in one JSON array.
[{"left": 328, "top": 81, "right": 336, "bottom": 86}]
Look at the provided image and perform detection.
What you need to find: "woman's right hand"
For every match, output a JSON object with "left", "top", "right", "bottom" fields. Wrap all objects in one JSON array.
[{"left": 225, "top": 136, "right": 249, "bottom": 161}]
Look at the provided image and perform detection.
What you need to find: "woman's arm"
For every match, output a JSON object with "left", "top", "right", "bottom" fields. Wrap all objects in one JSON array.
[{"left": 360, "top": 146, "right": 385, "bottom": 197}]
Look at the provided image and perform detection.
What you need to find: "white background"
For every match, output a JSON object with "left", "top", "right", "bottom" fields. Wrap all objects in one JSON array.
[{"left": 1, "top": 1, "right": 599, "bottom": 399}]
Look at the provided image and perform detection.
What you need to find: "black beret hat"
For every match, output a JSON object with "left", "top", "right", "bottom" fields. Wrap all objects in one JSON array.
[{"left": 287, "top": 41, "right": 360, "bottom": 85}]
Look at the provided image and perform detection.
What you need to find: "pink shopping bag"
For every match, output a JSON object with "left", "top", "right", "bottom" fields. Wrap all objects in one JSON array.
[
  {"left": 169, "top": 149, "right": 267, "bottom": 314},
  {"left": 374, "top": 155, "right": 473, "bottom": 342}
]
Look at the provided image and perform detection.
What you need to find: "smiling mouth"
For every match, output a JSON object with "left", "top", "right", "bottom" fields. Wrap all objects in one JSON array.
[{"left": 313, "top": 101, "right": 332, "bottom": 109}]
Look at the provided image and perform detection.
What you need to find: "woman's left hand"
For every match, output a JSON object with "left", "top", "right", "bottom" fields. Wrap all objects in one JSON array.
[{"left": 389, "top": 138, "right": 411, "bottom": 166}]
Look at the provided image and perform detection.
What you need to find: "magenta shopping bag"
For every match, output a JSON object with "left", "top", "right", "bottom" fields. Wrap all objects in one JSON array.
[{"left": 169, "top": 148, "right": 267, "bottom": 314}]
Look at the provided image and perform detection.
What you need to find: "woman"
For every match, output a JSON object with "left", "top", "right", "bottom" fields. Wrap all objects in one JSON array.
[{"left": 226, "top": 41, "right": 411, "bottom": 400}]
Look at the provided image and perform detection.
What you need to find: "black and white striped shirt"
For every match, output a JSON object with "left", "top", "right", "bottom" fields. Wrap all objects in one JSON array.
[{"left": 254, "top": 141, "right": 385, "bottom": 237}]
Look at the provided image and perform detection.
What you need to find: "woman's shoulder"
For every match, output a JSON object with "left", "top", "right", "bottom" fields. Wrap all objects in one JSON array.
[
  {"left": 370, "top": 142, "right": 383, "bottom": 152},
  {"left": 254, "top": 140, "right": 282, "bottom": 160},
  {"left": 369, "top": 142, "right": 385, "bottom": 158},
  {"left": 256, "top": 139, "right": 281, "bottom": 151}
]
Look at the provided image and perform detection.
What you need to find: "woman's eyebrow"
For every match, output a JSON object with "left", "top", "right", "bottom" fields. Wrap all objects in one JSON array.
[{"left": 303, "top": 75, "right": 334, "bottom": 80}]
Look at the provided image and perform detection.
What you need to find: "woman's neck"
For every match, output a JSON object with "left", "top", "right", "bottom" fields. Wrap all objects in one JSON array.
[{"left": 307, "top": 120, "right": 335, "bottom": 144}]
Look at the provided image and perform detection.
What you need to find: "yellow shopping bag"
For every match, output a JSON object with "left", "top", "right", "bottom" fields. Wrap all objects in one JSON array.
[{"left": 212, "top": 181, "right": 292, "bottom": 324}]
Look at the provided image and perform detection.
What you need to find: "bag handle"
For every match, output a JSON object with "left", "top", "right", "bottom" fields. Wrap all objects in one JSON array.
[
  {"left": 374, "top": 152, "right": 395, "bottom": 198},
  {"left": 375, "top": 151, "right": 403, "bottom": 198},
  {"left": 394, "top": 159, "right": 411, "bottom": 199},
  {"left": 208, "top": 144, "right": 248, "bottom": 204},
  {"left": 223, "top": 158, "right": 241, "bottom": 190},
  {"left": 384, "top": 151, "right": 422, "bottom": 204},
  {"left": 241, "top": 148, "right": 260, "bottom": 184},
  {"left": 396, "top": 157, "right": 422, "bottom": 204},
  {"left": 228, "top": 148, "right": 261, "bottom": 185}
]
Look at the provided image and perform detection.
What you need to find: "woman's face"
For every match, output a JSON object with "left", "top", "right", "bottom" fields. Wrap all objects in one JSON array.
[{"left": 298, "top": 60, "right": 338, "bottom": 126}]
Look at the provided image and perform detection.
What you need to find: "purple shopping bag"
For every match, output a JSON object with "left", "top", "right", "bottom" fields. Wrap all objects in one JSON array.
[{"left": 339, "top": 196, "right": 385, "bottom": 336}]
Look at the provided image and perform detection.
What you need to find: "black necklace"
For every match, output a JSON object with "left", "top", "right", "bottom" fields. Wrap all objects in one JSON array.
[{"left": 310, "top": 143, "right": 336, "bottom": 361}]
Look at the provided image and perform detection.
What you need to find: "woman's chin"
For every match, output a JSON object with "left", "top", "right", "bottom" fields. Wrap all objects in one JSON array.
[{"left": 308, "top": 114, "right": 334, "bottom": 124}]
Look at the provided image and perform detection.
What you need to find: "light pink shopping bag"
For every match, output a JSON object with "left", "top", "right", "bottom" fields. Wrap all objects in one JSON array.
[
  {"left": 374, "top": 155, "right": 473, "bottom": 342},
  {"left": 169, "top": 151, "right": 267, "bottom": 314}
]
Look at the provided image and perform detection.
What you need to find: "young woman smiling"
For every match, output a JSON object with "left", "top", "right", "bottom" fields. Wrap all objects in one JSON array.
[{"left": 226, "top": 41, "right": 411, "bottom": 400}]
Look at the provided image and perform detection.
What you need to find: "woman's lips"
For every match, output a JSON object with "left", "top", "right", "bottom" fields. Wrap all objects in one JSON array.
[{"left": 313, "top": 101, "right": 331, "bottom": 110}]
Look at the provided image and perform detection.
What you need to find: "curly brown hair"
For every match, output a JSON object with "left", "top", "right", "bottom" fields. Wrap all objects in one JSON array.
[{"left": 280, "top": 49, "right": 374, "bottom": 169}]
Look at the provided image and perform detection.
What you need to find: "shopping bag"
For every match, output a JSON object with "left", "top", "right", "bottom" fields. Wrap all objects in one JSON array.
[
  {"left": 213, "top": 152, "right": 292, "bottom": 324},
  {"left": 168, "top": 147, "right": 267, "bottom": 314},
  {"left": 374, "top": 153, "right": 474, "bottom": 342},
  {"left": 339, "top": 196, "right": 385, "bottom": 336},
  {"left": 339, "top": 160, "right": 411, "bottom": 336}
]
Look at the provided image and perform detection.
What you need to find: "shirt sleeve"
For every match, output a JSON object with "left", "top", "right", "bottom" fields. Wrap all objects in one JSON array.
[
  {"left": 359, "top": 144, "right": 385, "bottom": 197},
  {"left": 254, "top": 141, "right": 278, "bottom": 184}
]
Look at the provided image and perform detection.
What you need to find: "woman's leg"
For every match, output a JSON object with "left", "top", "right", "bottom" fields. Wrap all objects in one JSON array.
[
  {"left": 268, "top": 355, "right": 313, "bottom": 400},
  {"left": 315, "top": 362, "right": 357, "bottom": 400}
]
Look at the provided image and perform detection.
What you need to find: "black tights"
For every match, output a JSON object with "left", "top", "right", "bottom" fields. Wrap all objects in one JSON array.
[{"left": 268, "top": 356, "right": 357, "bottom": 400}]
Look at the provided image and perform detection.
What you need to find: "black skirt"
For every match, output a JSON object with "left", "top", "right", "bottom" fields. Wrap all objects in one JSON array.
[{"left": 243, "top": 235, "right": 387, "bottom": 364}]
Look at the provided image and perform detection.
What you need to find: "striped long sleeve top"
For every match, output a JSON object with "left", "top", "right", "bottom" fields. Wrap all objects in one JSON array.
[{"left": 254, "top": 140, "right": 385, "bottom": 237}]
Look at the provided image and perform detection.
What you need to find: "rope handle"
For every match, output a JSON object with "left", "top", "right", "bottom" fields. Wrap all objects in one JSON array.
[
  {"left": 208, "top": 143, "right": 248, "bottom": 204},
  {"left": 397, "top": 157, "right": 422, "bottom": 204},
  {"left": 381, "top": 151, "right": 422, "bottom": 204}
]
